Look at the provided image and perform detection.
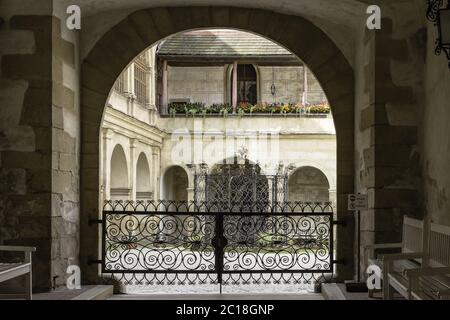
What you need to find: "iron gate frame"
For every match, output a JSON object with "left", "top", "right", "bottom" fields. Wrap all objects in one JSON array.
[{"left": 99, "top": 200, "right": 337, "bottom": 289}]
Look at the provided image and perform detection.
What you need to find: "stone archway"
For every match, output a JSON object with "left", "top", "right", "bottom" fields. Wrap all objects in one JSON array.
[
  {"left": 80, "top": 6, "right": 355, "bottom": 283},
  {"left": 288, "top": 166, "right": 331, "bottom": 203},
  {"left": 109, "top": 144, "right": 129, "bottom": 201},
  {"left": 136, "top": 153, "right": 152, "bottom": 201},
  {"left": 162, "top": 165, "right": 189, "bottom": 202}
]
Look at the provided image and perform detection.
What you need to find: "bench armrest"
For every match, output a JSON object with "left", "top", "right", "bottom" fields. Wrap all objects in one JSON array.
[
  {"left": 381, "top": 252, "right": 423, "bottom": 261},
  {"left": 364, "top": 243, "right": 403, "bottom": 250},
  {"left": 0, "top": 245, "right": 36, "bottom": 252},
  {"left": 405, "top": 267, "right": 450, "bottom": 277},
  {"left": 364, "top": 243, "right": 403, "bottom": 262}
]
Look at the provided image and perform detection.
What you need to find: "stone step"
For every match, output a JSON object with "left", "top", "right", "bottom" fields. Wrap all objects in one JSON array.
[
  {"left": 321, "top": 283, "right": 346, "bottom": 300},
  {"left": 71, "top": 285, "right": 114, "bottom": 300}
]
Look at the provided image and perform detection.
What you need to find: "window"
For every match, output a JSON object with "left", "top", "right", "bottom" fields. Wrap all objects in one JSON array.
[
  {"left": 134, "top": 62, "right": 148, "bottom": 105},
  {"left": 237, "top": 64, "right": 257, "bottom": 105},
  {"left": 114, "top": 73, "right": 125, "bottom": 93}
]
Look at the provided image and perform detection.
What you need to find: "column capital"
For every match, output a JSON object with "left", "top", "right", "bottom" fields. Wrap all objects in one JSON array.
[
  {"left": 151, "top": 145, "right": 161, "bottom": 155},
  {"left": 102, "top": 128, "right": 114, "bottom": 140},
  {"left": 130, "top": 138, "right": 138, "bottom": 149}
]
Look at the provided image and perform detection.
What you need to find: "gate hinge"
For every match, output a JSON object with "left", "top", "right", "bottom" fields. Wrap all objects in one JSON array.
[
  {"left": 332, "top": 259, "right": 345, "bottom": 265},
  {"left": 332, "top": 220, "right": 346, "bottom": 226},
  {"left": 88, "top": 258, "right": 102, "bottom": 265},
  {"left": 89, "top": 219, "right": 103, "bottom": 226}
]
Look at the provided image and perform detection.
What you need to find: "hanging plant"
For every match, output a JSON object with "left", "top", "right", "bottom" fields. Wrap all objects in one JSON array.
[{"left": 221, "top": 108, "right": 229, "bottom": 118}]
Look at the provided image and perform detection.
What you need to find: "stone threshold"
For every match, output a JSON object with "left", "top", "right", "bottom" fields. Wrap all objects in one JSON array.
[
  {"left": 32, "top": 285, "right": 113, "bottom": 300},
  {"left": 108, "top": 293, "right": 324, "bottom": 300}
]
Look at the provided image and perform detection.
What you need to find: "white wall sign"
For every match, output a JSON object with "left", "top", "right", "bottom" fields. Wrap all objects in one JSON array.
[{"left": 348, "top": 194, "right": 368, "bottom": 211}]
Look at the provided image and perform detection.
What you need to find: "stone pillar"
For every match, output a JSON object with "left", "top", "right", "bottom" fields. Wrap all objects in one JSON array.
[
  {"left": 102, "top": 129, "right": 114, "bottom": 201},
  {"left": 356, "top": 14, "right": 422, "bottom": 280},
  {"left": 329, "top": 189, "right": 337, "bottom": 213},
  {"left": 302, "top": 66, "right": 308, "bottom": 105},
  {"left": 152, "top": 146, "right": 161, "bottom": 200},
  {"left": 148, "top": 48, "right": 156, "bottom": 107},
  {"left": 130, "top": 139, "right": 138, "bottom": 201},
  {"left": 187, "top": 187, "right": 195, "bottom": 202},
  {"left": 161, "top": 60, "right": 168, "bottom": 114},
  {"left": 124, "top": 63, "right": 135, "bottom": 97},
  {"left": 125, "top": 63, "right": 136, "bottom": 117},
  {"left": 267, "top": 176, "right": 274, "bottom": 206},
  {"left": 232, "top": 61, "right": 238, "bottom": 112}
]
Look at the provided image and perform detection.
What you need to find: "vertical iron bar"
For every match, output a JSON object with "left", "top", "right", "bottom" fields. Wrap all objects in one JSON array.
[
  {"left": 357, "top": 208, "right": 361, "bottom": 282},
  {"left": 215, "top": 212, "right": 224, "bottom": 290}
]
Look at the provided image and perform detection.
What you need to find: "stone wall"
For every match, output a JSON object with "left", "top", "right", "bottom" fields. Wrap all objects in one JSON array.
[
  {"left": 423, "top": 18, "right": 450, "bottom": 226},
  {"left": 0, "top": 0, "right": 53, "bottom": 291},
  {"left": 165, "top": 64, "right": 327, "bottom": 106},
  {"left": 259, "top": 66, "right": 326, "bottom": 104},
  {"left": 0, "top": 0, "right": 80, "bottom": 290},
  {"left": 354, "top": 22, "right": 375, "bottom": 273},
  {"left": 158, "top": 116, "right": 337, "bottom": 196},
  {"left": 355, "top": 1, "right": 426, "bottom": 277},
  {"left": 168, "top": 66, "right": 225, "bottom": 105},
  {"left": 51, "top": 1, "right": 80, "bottom": 288}
]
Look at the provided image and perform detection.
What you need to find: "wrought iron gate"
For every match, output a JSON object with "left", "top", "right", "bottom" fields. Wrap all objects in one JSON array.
[{"left": 100, "top": 200, "right": 335, "bottom": 291}]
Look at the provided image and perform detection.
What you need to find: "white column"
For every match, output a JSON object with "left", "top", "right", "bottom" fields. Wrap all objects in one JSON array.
[
  {"left": 148, "top": 48, "right": 157, "bottom": 107},
  {"left": 147, "top": 50, "right": 157, "bottom": 125},
  {"left": 130, "top": 139, "right": 138, "bottom": 201},
  {"left": 232, "top": 61, "right": 238, "bottom": 112},
  {"left": 125, "top": 63, "right": 136, "bottom": 98},
  {"left": 302, "top": 66, "right": 308, "bottom": 105},
  {"left": 124, "top": 63, "right": 136, "bottom": 118},
  {"left": 102, "top": 128, "right": 114, "bottom": 202},
  {"left": 152, "top": 146, "right": 161, "bottom": 200},
  {"left": 161, "top": 60, "right": 168, "bottom": 114},
  {"left": 187, "top": 187, "right": 195, "bottom": 202}
]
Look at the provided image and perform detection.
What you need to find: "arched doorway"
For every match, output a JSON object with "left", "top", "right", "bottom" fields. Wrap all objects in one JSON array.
[
  {"left": 162, "top": 166, "right": 189, "bottom": 201},
  {"left": 288, "top": 167, "right": 330, "bottom": 203},
  {"left": 110, "top": 145, "right": 129, "bottom": 201},
  {"left": 136, "top": 153, "right": 152, "bottom": 201},
  {"left": 81, "top": 6, "right": 355, "bottom": 283}
]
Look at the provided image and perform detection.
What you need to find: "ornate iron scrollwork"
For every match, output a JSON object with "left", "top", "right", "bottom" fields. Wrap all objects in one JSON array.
[
  {"left": 427, "top": 0, "right": 450, "bottom": 68},
  {"left": 100, "top": 200, "right": 334, "bottom": 290},
  {"left": 427, "top": 0, "right": 444, "bottom": 22}
]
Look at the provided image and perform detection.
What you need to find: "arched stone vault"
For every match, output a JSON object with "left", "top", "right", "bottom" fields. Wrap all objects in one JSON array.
[{"left": 80, "top": 6, "right": 355, "bottom": 282}]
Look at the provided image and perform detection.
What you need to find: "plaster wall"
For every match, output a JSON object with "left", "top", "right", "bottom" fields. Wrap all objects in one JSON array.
[
  {"left": 423, "top": 20, "right": 450, "bottom": 227},
  {"left": 168, "top": 66, "right": 225, "bottom": 105}
]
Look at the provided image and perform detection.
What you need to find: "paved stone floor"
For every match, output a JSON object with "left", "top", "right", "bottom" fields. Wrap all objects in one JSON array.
[
  {"left": 108, "top": 293, "right": 324, "bottom": 300},
  {"left": 33, "top": 286, "right": 95, "bottom": 300}
]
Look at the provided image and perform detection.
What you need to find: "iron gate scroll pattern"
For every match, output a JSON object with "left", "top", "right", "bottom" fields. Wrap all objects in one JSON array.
[{"left": 101, "top": 200, "right": 334, "bottom": 287}]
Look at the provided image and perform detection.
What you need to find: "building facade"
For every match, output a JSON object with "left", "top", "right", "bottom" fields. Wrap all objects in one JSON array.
[{"left": 101, "top": 30, "right": 336, "bottom": 208}]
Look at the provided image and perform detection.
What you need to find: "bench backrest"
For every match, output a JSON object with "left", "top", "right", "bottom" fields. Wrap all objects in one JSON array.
[
  {"left": 402, "top": 216, "right": 425, "bottom": 254},
  {"left": 427, "top": 222, "right": 450, "bottom": 267}
]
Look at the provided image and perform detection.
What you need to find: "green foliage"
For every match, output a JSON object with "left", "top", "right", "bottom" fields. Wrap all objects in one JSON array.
[{"left": 167, "top": 101, "right": 331, "bottom": 116}]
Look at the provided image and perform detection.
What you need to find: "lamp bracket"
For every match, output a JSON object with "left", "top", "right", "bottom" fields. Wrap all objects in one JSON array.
[{"left": 427, "top": 0, "right": 450, "bottom": 68}]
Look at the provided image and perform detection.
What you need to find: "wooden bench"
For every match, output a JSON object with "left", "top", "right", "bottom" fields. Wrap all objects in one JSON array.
[
  {"left": 383, "top": 220, "right": 450, "bottom": 300},
  {"left": 364, "top": 216, "right": 424, "bottom": 299},
  {"left": 0, "top": 245, "right": 36, "bottom": 300},
  {"left": 404, "top": 222, "right": 450, "bottom": 300}
]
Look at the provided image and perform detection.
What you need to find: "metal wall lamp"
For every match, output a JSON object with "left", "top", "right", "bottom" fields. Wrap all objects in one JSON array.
[{"left": 427, "top": 0, "right": 450, "bottom": 68}]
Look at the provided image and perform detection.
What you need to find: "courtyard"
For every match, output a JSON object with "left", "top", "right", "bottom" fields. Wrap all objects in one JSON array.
[{"left": 0, "top": 0, "right": 449, "bottom": 305}]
